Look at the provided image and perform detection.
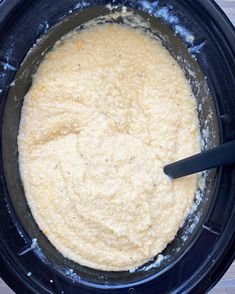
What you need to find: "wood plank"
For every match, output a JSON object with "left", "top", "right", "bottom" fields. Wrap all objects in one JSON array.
[{"left": 216, "top": 0, "right": 235, "bottom": 24}]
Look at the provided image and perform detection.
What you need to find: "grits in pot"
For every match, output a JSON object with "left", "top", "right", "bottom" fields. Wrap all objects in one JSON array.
[{"left": 18, "top": 23, "right": 200, "bottom": 271}]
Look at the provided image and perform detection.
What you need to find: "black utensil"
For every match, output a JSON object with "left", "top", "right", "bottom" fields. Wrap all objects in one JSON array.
[{"left": 164, "top": 140, "right": 235, "bottom": 179}]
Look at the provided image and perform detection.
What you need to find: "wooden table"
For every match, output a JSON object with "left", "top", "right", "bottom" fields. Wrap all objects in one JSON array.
[{"left": 0, "top": 0, "right": 234, "bottom": 293}]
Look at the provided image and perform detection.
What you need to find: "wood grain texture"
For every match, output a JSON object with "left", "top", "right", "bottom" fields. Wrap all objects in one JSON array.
[
  {"left": 216, "top": 0, "right": 235, "bottom": 25},
  {"left": 0, "top": 0, "right": 234, "bottom": 293},
  {"left": 211, "top": 263, "right": 235, "bottom": 293}
]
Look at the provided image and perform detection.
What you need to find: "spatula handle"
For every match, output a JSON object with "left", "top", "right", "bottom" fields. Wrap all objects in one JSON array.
[{"left": 164, "top": 140, "right": 235, "bottom": 179}]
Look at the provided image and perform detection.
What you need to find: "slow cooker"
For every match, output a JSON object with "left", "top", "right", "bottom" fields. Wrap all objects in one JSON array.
[{"left": 0, "top": 0, "right": 234, "bottom": 293}]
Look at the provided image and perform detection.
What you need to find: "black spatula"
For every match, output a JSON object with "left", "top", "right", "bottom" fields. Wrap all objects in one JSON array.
[{"left": 164, "top": 140, "right": 235, "bottom": 179}]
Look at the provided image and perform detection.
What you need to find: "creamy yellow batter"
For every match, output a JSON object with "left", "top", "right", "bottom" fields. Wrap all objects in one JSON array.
[{"left": 18, "top": 24, "right": 200, "bottom": 271}]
